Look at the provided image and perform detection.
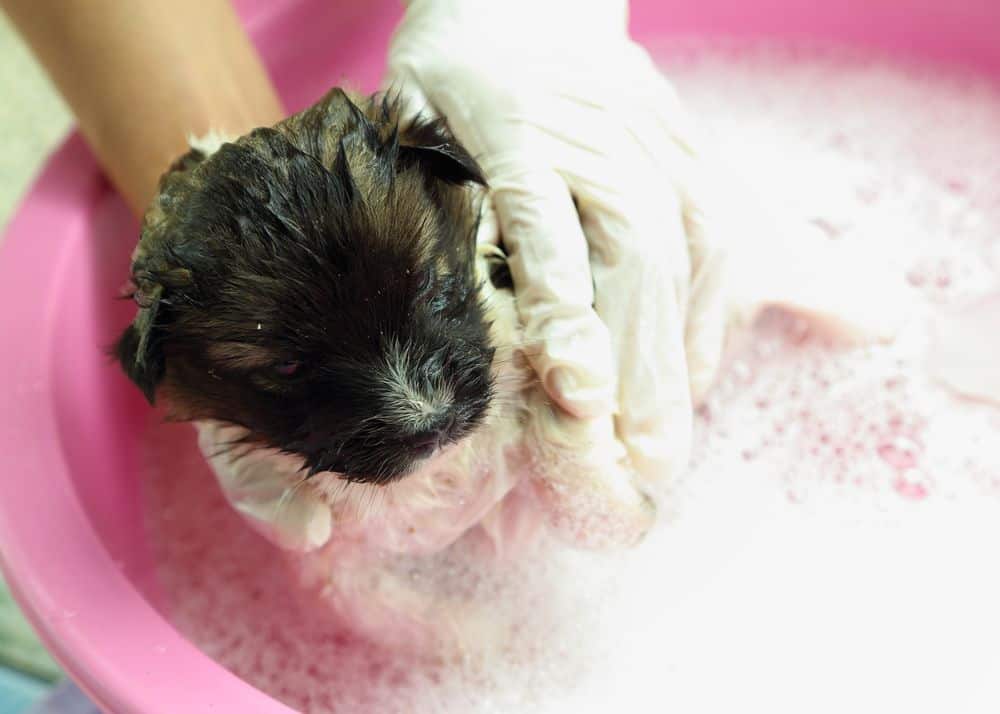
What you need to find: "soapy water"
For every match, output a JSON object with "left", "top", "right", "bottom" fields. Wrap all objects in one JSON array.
[{"left": 142, "top": 42, "right": 1000, "bottom": 713}]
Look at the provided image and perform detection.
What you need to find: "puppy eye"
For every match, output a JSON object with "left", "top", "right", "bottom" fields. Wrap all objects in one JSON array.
[{"left": 274, "top": 360, "right": 302, "bottom": 377}]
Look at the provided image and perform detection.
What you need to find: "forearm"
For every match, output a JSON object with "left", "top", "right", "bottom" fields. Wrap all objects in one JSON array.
[{"left": 1, "top": 0, "right": 284, "bottom": 216}]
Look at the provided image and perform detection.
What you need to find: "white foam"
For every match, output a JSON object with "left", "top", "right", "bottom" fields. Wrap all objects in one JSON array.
[{"left": 143, "top": 41, "right": 1000, "bottom": 713}]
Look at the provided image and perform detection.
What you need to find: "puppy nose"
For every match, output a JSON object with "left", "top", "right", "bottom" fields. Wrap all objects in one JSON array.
[
  {"left": 406, "top": 430, "right": 441, "bottom": 458},
  {"left": 405, "top": 413, "right": 458, "bottom": 458},
  {"left": 408, "top": 430, "right": 438, "bottom": 449}
]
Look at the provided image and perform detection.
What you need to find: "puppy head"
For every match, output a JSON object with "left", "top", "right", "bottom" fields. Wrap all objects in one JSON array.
[{"left": 116, "top": 90, "right": 495, "bottom": 484}]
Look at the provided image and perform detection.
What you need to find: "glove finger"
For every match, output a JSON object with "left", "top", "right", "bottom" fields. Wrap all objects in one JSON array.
[
  {"left": 584, "top": 201, "right": 694, "bottom": 501},
  {"left": 270, "top": 479, "right": 334, "bottom": 552},
  {"left": 676, "top": 158, "right": 730, "bottom": 404},
  {"left": 684, "top": 228, "right": 729, "bottom": 405},
  {"left": 490, "top": 164, "right": 616, "bottom": 419},
  {"left": 227, "top": 464, "right": 332, "bottom": 552},
  {"left": 196, "top": 422, "right": 332, "bottom": 552}
]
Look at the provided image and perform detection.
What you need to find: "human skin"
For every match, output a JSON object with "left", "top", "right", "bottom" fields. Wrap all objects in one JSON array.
[{"left": 1, "top": 0, "right": 284, "bottom": 215}]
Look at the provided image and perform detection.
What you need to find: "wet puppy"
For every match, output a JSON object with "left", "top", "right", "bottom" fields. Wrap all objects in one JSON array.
[{"left": 117, "top": 89, "right": 498, "bottom": 483}]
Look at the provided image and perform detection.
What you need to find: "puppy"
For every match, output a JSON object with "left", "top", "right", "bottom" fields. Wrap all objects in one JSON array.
[
  {"left": 119, "top": 89, "right": 496, "bottom": 481},
  {"left": 117, "top": 88, "right": 652, "bottom": 650}
]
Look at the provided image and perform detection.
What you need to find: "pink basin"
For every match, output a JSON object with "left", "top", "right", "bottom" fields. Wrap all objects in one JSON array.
[{"left": 0, "top": 0, "right": 997, "bottom": 711}]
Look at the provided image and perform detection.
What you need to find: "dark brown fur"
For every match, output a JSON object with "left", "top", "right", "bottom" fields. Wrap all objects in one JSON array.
[{"left": 116, "top": 89, "right": 497, "bottom": 483}]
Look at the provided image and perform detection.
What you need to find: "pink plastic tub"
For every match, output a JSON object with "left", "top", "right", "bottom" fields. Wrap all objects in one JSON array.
[{"left": 0, "top": 0, "right": 997, "bottom": 711}]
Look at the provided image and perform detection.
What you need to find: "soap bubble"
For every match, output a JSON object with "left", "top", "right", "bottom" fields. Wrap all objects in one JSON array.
[{"left": 138, "top": 40, "right": 1000, "bottom": 713}]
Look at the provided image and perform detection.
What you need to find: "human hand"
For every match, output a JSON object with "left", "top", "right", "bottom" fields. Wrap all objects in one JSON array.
[
  {"left": 196, "top": 421, "right": 332, "bottom": 552},
  {"left": 386, "top": 0, "right": 727, "bottom": 508}
]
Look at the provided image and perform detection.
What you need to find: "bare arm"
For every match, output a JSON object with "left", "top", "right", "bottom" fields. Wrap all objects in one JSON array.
[{"left": 1, "top": 0, "right": 284, "bottom": 216}]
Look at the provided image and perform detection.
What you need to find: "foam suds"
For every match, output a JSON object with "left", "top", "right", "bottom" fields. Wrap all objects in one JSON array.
[{"left": 142, "top": 42, "right": 1000, "bottom": 713}]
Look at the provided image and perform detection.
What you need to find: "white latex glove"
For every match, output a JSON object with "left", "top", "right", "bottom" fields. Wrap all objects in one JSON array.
[
  {"left": 386, "top": 0, "right": 728, "bottom": 504},
  {"left": 196, "top": 421, "right": 333, "bottom": 551}
]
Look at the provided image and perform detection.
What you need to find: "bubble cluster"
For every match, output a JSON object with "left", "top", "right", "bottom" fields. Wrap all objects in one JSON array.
[
  {"left": 142, "top": 420, "right": 637, "bottom": 714},
  {"left": 141, "top": 41, "right": 1000, "bottom": 712}
]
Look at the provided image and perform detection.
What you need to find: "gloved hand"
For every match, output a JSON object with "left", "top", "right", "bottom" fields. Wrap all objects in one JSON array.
[
  {"left": 386, "top": 0, "right": 727, "bottom": 507},
  {"left": 196, "top": 421, "right": 333, "bottom": 551},
  {"left": 200, "top": 0, "right": 911, "bottom": 552}
]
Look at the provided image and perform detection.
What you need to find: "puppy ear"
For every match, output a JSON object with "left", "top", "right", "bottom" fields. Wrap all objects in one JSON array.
[
  {"left": 115, "top": 277, "right": 167, "bottom": 404},
  {"left": 399, "top": 117, "right": 487, "bottom": 187}
]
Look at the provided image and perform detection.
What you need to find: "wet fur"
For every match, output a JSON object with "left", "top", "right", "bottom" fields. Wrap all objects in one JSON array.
[{"left": 116, "top": 89, "right": 498, "bottom": 484}]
